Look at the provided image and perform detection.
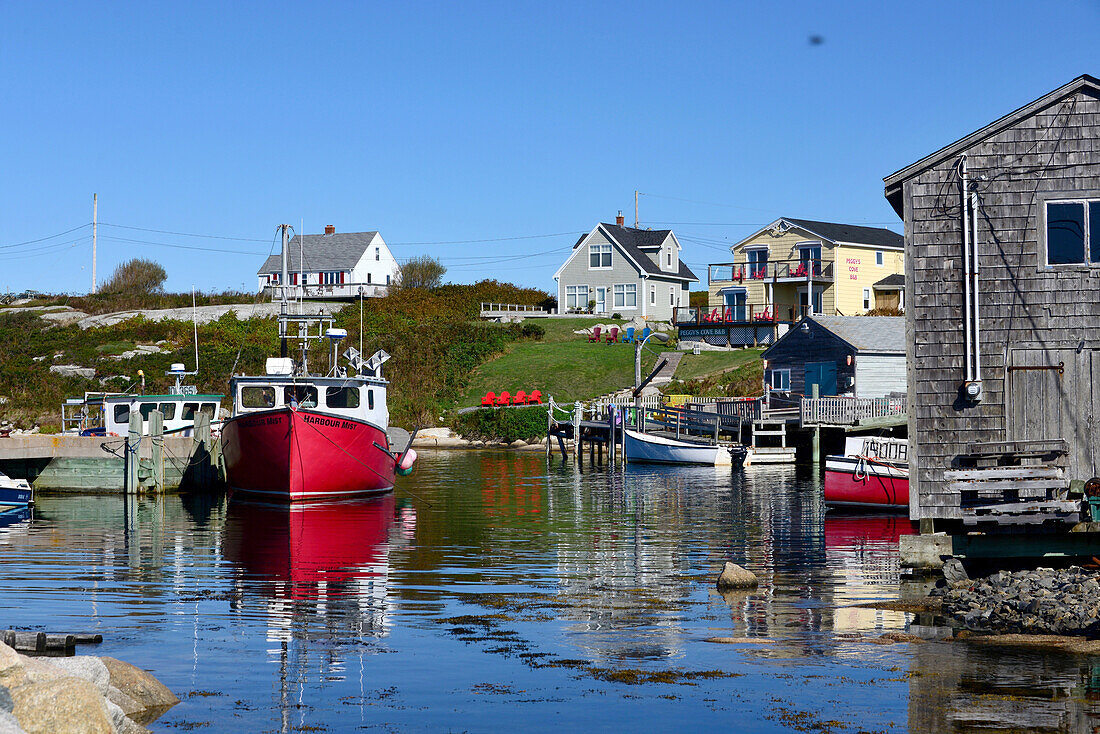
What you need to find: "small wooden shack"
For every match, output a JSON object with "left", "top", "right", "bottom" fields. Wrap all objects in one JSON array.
[
  {"left": 884, "top": 74, "right": 1100, "bottom": 522},
  {"left": 761, "top": 316, "right": 906, "bottom": 400}
]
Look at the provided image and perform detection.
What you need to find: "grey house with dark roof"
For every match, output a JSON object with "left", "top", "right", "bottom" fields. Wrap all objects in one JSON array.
[
  {"left": 257, "top": 226, "right": 399, "bottom": 299},
  {"left": 552, "top": 215, "right": 698, "bottom": 320},
  {"left": 761, "top": 316, "right": 906, "bottom": 399}
]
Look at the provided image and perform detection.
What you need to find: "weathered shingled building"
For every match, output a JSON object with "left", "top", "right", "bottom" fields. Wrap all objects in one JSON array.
[{"left": 884, "top": 74, "right": 1100, "bottom": 521}]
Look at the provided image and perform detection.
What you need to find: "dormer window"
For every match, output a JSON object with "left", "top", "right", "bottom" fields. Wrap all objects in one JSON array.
[
  {"left": 666, "top": 251, "right": 672, "bottom": 268},
  {"left": 589, "top": 244, "right": 612, "bottom": 269}
]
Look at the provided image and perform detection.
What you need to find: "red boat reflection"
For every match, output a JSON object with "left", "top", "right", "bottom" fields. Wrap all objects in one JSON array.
[
  {"left": 824, "top": 514, "right": 916, "bottom": 549},
  {"left": 224, "top": 495, "right": 396, "bottom": 600}
]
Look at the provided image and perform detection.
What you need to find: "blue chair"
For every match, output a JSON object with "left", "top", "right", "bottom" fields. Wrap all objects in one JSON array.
[
  {"left": 642, "top": 326, "right": 652, "bottom": 342},
  {"left": 622, "top": 326, "right": 636, "bottom": 343}
]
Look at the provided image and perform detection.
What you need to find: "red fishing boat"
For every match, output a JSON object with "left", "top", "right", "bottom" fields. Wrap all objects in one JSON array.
[
  {"left": 221, "top": 224, "right": 415, "bottom": 502},
  {"left": 823, "top": 436, "right": 908, "bottom": 512}
]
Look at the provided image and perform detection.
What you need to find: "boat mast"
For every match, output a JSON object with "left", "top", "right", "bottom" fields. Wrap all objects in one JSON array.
[{"left": 280, "top": 224, "right": 289, "bottom": 359}]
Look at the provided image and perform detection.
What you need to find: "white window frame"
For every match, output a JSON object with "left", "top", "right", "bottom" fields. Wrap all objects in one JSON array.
[
  {"left": 745, "top": 246, "right": 769, "bottom": 278},
  {"left": 589, "top": 244, "right": 612, "bottom": 269},
  {"left": 669, "top": 286, "right": 675, "bottom": 306},
  {"left": 770, "top": 369, "right": 791, "bottom": 391},
  {"left": 1042, "top": 198, "right": 1100, "bottom": 267},
  {"left": 797, "top": 286, "right": 823, "bottom": 316},
  {"left": 612, "top": 283, "right": 637, "bottom": 309},
  {"left": 862, "top": 288, "right": 871, "bottom": 311},
  {"left": 650, "top": 285, "right": 656, "bottom": 305},
  {"left": 566, "top": 285, "right": 589, "bottom": 310},
  {"left": 375, "top": 247, "right": 381, "bottom": 261},
  {"left": 875, "top": 250, "right": 884, "bottom": 266}
]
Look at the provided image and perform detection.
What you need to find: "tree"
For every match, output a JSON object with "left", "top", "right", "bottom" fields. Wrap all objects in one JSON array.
[
  {"left": 398, "top": 256, "right": 446, "bottom": 290},
  {"left": 100, "top": 258, "right": 167, "bottom": 294}
]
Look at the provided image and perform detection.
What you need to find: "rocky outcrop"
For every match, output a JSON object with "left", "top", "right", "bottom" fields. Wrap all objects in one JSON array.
[
  {"left": 938, "top": 565, "right": 1100, "bottom": 635},
  {"left": 48, "top": 365, "right": 95, "bottom": 380},
  {"left": 0, "top": 645, "right": 176, "bottom": 733},
  {"left": 110, "top": 345, "right": 167, "bottom": 361}
]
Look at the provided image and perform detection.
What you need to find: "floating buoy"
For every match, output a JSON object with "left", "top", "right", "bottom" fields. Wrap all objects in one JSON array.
[{"left": 397, "top": 448, "right": 417, "bottom": 476}]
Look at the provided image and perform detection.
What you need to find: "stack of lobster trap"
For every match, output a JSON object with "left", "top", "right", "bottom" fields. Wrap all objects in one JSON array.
[{"left": 944, "top": 440, "right": 1081, "bottom": 527}]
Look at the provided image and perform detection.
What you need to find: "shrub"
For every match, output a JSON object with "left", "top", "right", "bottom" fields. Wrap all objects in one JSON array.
[
  {"left": 612, "top": 313, "right": 622, "bottom": 320},
  {"left": 398, "top": 256, "right": 447, "bottom": 290},
  {"left": 100, "top": 259, "right": 167, "bottom": 295},
  {"left": 520, "top": 322, "right": 545, "bottom": 340},
  {"left": 449, "top": 406, "right": 549, "bottom": 443}
]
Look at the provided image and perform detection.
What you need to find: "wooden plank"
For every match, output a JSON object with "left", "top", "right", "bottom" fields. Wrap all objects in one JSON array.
[
  {"left": 945, "top": 466, "right": 1064, "bottom": 480},
  {"left": 947, "top": 479, "right": 1068, "bottom": 493}
]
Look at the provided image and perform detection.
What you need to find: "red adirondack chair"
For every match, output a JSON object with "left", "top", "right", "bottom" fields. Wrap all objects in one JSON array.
[
  {"left": 605, "top": 327, "right": 619, "bottom": 344},
  {"left": 495, "top": 391, "right": 511, "bottom": 406},
  {"left": 481, "top": 391, "right": 496, "bottom": 407},
  {"left": 527, "top": 389, "right": 543, "bottom": 404},
  {"left": 513, "top": 390, "right": 528, "bottom": 405},
  {"left": 587, "top": 326, "right": 602, "bottom": 342}
]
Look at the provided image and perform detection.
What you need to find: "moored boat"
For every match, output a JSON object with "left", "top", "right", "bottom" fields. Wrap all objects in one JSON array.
[
  {"left": 0, "top": 470, "right": 32, "bottom": 509},
  {"left": 221, "top": 224, "right": 414, "bottom": 502},
  {"left": 623, "top": 428, "right": 743, "bottom": 466},
  {"left": 824, "top": 436, "right": 908, "bottom": 511}
]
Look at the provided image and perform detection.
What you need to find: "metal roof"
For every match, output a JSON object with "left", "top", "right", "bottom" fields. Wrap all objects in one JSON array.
[
  {"left": 258, "top": 231, "right": 379, "bottom": 274},
  {"left": 781, "top": 218, "right": 903, "bottom": 248},
  {"left": 806, "top": 316, "right": 906, "bottom": 354},
  {"left": 873, "top": 273, "right": 906, "bottom": 290}
]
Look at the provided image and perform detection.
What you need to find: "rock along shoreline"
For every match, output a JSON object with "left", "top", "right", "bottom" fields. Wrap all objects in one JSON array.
[
  {"left": 0, "top": 643, "right": 178, "bottom": 734},
  {"left": 937, "top": 565, "right": 1100, "bottom": 637}
]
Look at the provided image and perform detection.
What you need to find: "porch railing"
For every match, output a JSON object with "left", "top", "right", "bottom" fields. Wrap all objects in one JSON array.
[
  {"left": 268, "top": 283, "right": 391, "bottom": 300},
  {"left": 800, "top": 396, "right": 907, "bottom": 426},
  {"left": 709, "top": 259, "right": 834, "bottom": 283}
]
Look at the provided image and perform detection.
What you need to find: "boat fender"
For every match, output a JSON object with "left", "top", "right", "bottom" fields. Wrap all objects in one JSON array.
[{"left": 397, "top": 448, "right": 418, "bottom": 476}]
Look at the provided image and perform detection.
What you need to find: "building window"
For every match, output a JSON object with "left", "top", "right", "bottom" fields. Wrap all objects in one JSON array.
[
  {"left": 666, "top": 251, "right": 671, "bottom": 268},
  {"left": 770, "top": 369, "right": 791, "bottom": 391},
  {"left": 875, "top": 250, "right": 884, "bottom": 266},
  {"left": 650, "top": 286, "right": 656, "bottom": 305},
  {"left": 375, "top": 247, "right": 380, "bottom": 261},
  {"left": 797, "top": 244, "right": 822, "bottom": 275},
  {"left": 269, "top": 272, "right": 280, "bottom": 284},
  {"left": 367, "top": 273, "right": 372, "bottom": 284},
  {"left": 1046, "top": 200, "right": 1100, "bottom": 265},
  {"left": 386, "top": 274, "right": 391, "bottom": 285},
  {"left": 321, "top": 271, "right": 343, "bottom": 285},
  {"left": 863, "top": 288, "right": 871, "bottom": 310},
  {"left": 566, "top": 285, "right": 589, "bottom": 310},
  {"left": 747, "top": 248, "right": 768, "bottom": 278},
  {"left": 613, "top": 284, "right": 637, "bottom": 308},
  {"left": 589, "top": 244, "right": 612, "bottom": 269},
  {"left": 669, "top": 287, "right": 675, "bottom": 306}
]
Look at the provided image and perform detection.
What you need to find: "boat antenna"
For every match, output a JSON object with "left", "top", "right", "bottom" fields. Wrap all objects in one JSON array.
[
  {"left": 280, "top": 223, "right": 289, "bottom": 359},
  {"left": 359, "top": 285, "right": 364, "bottom": 371},
  {"left": 192, "top": 286, "right": 199, "bottom": 375}
]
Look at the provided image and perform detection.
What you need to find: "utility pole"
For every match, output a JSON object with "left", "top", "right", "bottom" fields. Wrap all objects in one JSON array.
[
  {"left": 92, "top": 194, "right": 98, "bottom": 293},
  {"left": 634, "top": 191, "right": 639, "bottom": 228}
]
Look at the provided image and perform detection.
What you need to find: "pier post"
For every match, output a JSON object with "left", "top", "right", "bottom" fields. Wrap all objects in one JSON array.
[
  {"left": 811, "top": 384, "right": 821, "bottom": 464},
  {"left": 125, "top": 411, "right": 141, "bottom": 494},
  {"left": 193, "top": 413, "right": 212, "bottom": 487},
  {"left": 148, "top": 409, "right": 164, "bottom": 493}
]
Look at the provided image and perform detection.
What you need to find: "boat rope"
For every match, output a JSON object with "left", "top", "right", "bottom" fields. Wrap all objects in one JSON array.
[{"left": 290, "top": 407, "right": 434, "bottom": 508}]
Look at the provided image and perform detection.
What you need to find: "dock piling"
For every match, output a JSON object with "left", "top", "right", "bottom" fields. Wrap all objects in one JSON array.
[
  {"left": 125, "top": 411, "right": 141, "bottom": 494},
  {"left": 148, "top": 409, "right": 164, "bottom": 492}
]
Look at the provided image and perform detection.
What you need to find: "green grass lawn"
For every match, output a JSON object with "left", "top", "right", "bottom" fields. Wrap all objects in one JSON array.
[
  {"left": 674, "top": 348, "right": 763, "bottom": 381},
  {"left": 457, "top": 317, "right": 672, "bottom": 406}
]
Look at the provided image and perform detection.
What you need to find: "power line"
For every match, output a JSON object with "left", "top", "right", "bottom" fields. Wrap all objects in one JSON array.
[
  {"left": 0, "top": 223, "right": 91, "bottom": 250},
  {"left": 99, "top": 235, "right": 270, "bottom": 256},
  {"left": 639, "top": 192, "right": 780, "bottom": 214},
  {"left": 386, "top": 232, "right": 583, "bottom": 246},
  {"left": 99, "top": 222, "right": 269, "bottom": 242}
]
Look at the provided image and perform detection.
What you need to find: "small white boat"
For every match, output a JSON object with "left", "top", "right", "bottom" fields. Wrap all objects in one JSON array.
[
  {"left": 0, "top": 470, "right": 32, "bottom": 507},
  {"left": 623, "top": 428, "right": 739, "bottom": 466}
]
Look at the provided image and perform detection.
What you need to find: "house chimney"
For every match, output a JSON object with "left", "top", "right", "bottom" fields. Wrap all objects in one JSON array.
[
  {"left": 616, "top": 211, "right": 624, "bottom": 226},
  {"left": 324, "top": 224, "right": 335, "bottom": 235}
]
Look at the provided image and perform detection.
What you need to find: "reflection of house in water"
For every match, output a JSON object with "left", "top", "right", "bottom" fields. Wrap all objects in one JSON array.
[
  {"left": 824, "top": 515, "right": 914, "bottom": 635},
  {"left": 549, "top": 466, "right": 728, "bottom": 663},
  {"left": 223, "top": 497, "right": 399, "bottom": 643},
  {"left": 908, "top": 641, "right": 1100, "bottom": 732}
]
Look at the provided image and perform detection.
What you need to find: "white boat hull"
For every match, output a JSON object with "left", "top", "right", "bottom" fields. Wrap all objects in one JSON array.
[{"left": 623, "top": 429, "right": 732, "bottom": 466}]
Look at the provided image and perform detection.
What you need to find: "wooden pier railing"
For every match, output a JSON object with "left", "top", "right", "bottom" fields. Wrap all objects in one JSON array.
[
  {"left": 800, "top": 396, "right": 906, "bottom": 427},
  {"left": 479, "top": 302, "right": 549, "bottom": 318}
]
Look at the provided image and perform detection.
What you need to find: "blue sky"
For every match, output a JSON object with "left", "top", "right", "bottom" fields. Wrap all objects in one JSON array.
[{"left": 2, "top": 1, "right": 1098, "bottom": 294}]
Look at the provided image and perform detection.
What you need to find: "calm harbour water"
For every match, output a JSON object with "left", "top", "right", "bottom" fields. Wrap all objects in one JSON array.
[{"left": 2, "top": 450, "right": 1099, "bottom": 732}]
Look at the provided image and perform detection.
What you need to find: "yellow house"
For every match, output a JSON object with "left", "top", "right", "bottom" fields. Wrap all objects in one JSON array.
[{"left": 706, "top": 217, "right": 905, "bottom": 321}]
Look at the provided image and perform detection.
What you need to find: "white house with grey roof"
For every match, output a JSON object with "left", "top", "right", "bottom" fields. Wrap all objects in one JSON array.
[
  {"left": 257, "top": 226, "right": 400, "bottom": 299},
  {"left": 553, "top": 214, "right": 698, "bottom": 320}
]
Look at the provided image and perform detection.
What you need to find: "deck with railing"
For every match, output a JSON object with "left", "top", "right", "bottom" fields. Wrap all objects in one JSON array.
[
  {"left": 709, "top": 259, "right": 834, "bottom": 284},
  {"left": 480, "top": 302, "right": 550, "bottom": 318},
  {"left": 800, "top": 396, "right": 907, "bottom": 427}
]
